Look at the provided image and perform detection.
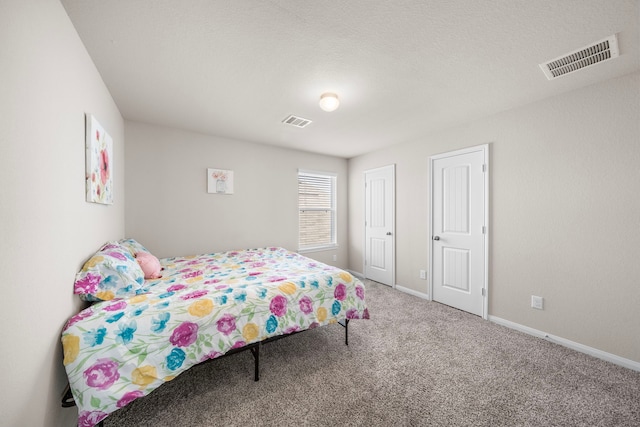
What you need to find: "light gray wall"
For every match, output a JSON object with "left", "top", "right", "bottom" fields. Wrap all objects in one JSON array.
[
  {"left": 125, "top": 121, "right": 348, "bottom": 268},
  {"left": 0, "top": 1, "right": 125, "bottom": 426},
  {"left": 348, "top": 72, "right": 640, "bottom": 364}
]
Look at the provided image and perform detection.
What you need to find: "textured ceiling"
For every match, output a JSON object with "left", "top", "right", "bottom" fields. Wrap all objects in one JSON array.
[{"left": 61, "top": 0, "right": 640, "bottom": 158}]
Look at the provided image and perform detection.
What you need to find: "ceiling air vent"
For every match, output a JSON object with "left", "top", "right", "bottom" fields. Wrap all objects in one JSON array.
[
  {"left": 539, "top": 34, "right": 619, "bottom": 80},
  {"left": 282, "top": 114, "right": 312, "bottom": 128}
]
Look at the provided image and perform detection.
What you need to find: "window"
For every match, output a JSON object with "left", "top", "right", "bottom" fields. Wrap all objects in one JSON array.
[{"left": 298, "top": 170, "right": 337, "bottom": 252}]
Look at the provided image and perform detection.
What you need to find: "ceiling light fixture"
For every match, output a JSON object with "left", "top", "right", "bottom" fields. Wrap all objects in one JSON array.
[{"left": 319, "top": 92, "right": 339, "bottom": 112}]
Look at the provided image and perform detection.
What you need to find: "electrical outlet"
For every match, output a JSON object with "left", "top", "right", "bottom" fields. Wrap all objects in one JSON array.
[
  {"left": 419, "top": 270, "right": 426, "bottom": 280},
  {"left": 531, "top": 295, "right": 544, "bottom": 310},
  {"left": 332, "top": 254, "right": 337, "bottom": 262}
]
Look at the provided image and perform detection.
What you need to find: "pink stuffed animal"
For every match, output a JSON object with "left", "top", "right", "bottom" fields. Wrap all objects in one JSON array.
[{"left": 135, "top": 252, "right": 162, "bottom": 279}]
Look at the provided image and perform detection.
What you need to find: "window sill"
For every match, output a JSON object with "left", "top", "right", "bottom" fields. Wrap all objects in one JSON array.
[{"left": 298, "top": 244, "right": 338, "bottom": 254}]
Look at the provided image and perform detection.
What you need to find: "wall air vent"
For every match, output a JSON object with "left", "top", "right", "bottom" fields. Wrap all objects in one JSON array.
[
  {"left": 539, "top": 34, "right": 619, "bottom": 80},
  {"left": 282, "top": 114, "right": 312, "bottom": 128}
]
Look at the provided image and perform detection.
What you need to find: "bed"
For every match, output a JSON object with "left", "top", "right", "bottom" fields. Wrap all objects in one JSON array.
[{"left": 61, "top": 239, "right": 369, "bottom": 427}]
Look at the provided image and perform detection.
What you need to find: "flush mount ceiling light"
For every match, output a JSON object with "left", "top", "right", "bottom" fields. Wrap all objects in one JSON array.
[{"left": 319, "top": 92, "right": 339, "bottom": 112}]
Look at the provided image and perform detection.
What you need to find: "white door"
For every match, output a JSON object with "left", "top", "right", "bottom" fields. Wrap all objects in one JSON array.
[
  {"left": 430, "top": 145, "right": 488, "bottom": 318},
  {"left": 364, "top": 165, "right": 395, "bottom": 286}
]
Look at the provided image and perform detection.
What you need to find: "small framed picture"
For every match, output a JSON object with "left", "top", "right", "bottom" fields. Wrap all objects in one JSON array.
[{"left": 207, "top": 168, "right": 234, "bottom": 194}]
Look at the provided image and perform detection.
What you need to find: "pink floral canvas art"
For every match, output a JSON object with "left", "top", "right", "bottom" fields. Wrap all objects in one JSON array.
[{"left": 86, "top": 114, "right": 113, "bottom": 204}]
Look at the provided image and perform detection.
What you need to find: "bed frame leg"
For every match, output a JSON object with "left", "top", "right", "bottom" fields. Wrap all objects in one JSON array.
[
  {"left": 345, "top": 319, "right": 349, "bottom": 345},
  {"left": 338, "top": 319, "right": 350, "bottom": 345},
  {"left": 250, "top": 343, "right": 260, "bottom": 381}
]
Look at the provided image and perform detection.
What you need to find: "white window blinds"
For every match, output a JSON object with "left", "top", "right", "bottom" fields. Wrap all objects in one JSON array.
[{"left": 298, "top": 170, "right": 337, "bottom": 251}]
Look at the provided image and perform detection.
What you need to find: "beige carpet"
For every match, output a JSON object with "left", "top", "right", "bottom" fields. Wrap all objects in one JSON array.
[{"left": 103, "top": 280, "right": 640, "bottom": 426}]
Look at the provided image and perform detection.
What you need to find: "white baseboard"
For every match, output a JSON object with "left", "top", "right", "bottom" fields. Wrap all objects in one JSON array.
[
  {"left": 347, "top": 269, "right": 364, "bottom": 279},
  {"left": 395, "top": 284, "right": 429, "bottom": 300},
  {"left": 350, "top": 273, "right": 430, "bottom": 300},
  {"left": 489, "top": 315, "right": 640, "bottom": 372}
]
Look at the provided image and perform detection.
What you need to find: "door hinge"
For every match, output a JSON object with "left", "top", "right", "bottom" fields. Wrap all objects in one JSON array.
[
  {"left": 482, "top": 226, "right": 486, "bottom": 234},
  {"left": 482, "top": 164, "right": 487, "bottom": 172},
  {"left": 481, "top": 288, "right": 486, "bottom": 296}
]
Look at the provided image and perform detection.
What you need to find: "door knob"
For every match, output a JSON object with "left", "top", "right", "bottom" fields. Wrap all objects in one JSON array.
[
  {"left": 433, "top": 236, "right": 440, "bottom": 240},
  {"left": 386, "top": 232, "right": 392, "bottom": 235}
]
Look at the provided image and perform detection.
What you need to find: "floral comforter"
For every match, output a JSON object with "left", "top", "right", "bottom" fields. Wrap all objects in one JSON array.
[{"left": 62, "top": 247, "right": 369, "bottom": 427}]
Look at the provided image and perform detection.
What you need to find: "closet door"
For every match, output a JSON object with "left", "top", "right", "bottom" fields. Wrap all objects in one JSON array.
[{"left": 364, "top": 165, "right": 395, "bottom": 287}]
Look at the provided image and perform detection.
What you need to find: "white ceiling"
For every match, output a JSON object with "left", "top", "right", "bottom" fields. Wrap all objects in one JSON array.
[{"left": 61, "top": 0, "right": 640, "bottom": 158}]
